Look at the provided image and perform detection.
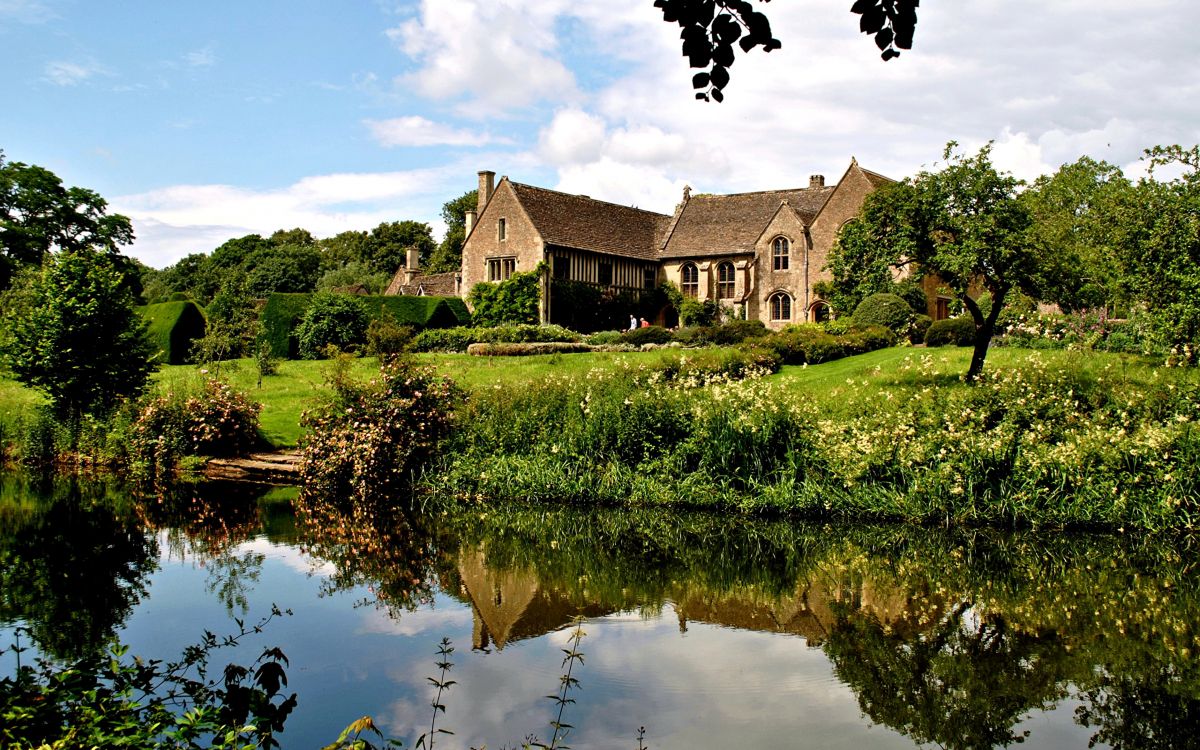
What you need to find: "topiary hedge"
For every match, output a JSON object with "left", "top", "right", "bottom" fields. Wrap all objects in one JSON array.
[
  {"left": 262, "top": 293, "right": 471, "bottom": 358},
  {"left": 925, "top": 316, "right": 976, "bottom": 347},
  {"left": 137, "top": 300, "right": 208, "bottom": 365},
  {"left": 853, "top": 293, "right": 914, "bottom": 336},
  {"left": 412, "top": 324, "right": 582, "bottom": 353}
]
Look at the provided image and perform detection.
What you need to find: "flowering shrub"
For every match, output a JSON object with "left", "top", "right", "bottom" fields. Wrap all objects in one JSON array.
[
  {"left": 129, "top": 378, "right": 262, "bottom": 477},
  {"left": 299, "top": 357, "right": 459, "bottom": 506}
]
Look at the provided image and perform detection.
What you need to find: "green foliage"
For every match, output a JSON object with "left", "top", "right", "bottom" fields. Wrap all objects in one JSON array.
[
  {"left": 0, "top": 609, "right": 297, "bottom": 750},
  {"left": 910, "top": 314, "right": 933, "bottom": 345},
  {"left": 678, "top": 297, "right": 721, "bottom": 327},
  {"left": 891, "top": 279, "right": 928, "bottom": 315},
  {"left": 426, "top": 189, "right": 477, "bottom": 273},
  {"left": 246, "top": 242, "right": 325, "bottom": 297},
  {"left": 852, "top": 292, "right": 914, "bottom": 335},
  {"left": 0, "top": 151, "right": 135, "bottom": 289},
  {"left": 366, "top": 310, "right": 414, "bottom": 358},
  {"left": 299, "top": 358, "right": 459, "bottom": 505},
  {"left": 367, "top": 220, "right": 437, "bottom": 274},
  {"left": 297, "top": 293, "right": 370, "bottom": 359},
  {"left": 549, "top": 279, "right": 667, "bottom": 333},
  {"left": 925, "top": 316, "right": 976, "bottom": 347},
  {"left": 129, "top": 377, "right": 262, "bottom": 478},
  {"left": 1, "top": 249, "right": 155, "bottom": 419},
  {"left": 468, "top": 269, "right": 541, "bottom": 326},
  {"left": 823, "top": 214, "right": 900, "bottom": 314},
  {"left": 316, "top": 261, "right": 392, "bottom": 295},
  {"left": 138, "top": 300, "right": 208, "bottom": 365},
  {"left": 623, "top": 325, "right": 674, "bottom": 346}
]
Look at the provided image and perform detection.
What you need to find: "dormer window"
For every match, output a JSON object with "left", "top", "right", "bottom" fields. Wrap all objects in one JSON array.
[
  {"left": 498, "top": 218, "right": 507, "bottom": 241},
  {"left": 773, "top": 237, "right": 790, "bottom": 271}
]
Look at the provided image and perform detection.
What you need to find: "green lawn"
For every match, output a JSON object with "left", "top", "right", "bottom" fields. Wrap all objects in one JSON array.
[{"left": 1, "top": 345, "right": 1183, "bottom": 450}]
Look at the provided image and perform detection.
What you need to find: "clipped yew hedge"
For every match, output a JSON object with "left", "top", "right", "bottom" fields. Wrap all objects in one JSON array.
[
  {"left": 262, "top": 293, "right": 471, "bottom": 358},
  {"left": 137, "top": 300, "right": 207, "bottom": 365}
]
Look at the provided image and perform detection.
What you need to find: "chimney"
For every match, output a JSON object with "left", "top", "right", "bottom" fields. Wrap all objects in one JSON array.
[
  {"left": 478, "top": 170, "right": 495, "bottom": 212},
  {"left": 404, "top": 247, "right": 420, "bottom": 284},
  {"left": 809, "top": 174, "right": 825, "bottom": 188},
  {"left": 465, "top": 209, "right": 476, "bottom": 237}
]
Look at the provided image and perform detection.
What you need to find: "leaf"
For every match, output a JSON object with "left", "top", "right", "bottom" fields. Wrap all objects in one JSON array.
[{"left": 692, "top": 71, "right": 710, "bottom": 89}]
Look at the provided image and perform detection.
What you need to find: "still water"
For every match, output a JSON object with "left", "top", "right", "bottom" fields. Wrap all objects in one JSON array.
[{"left": 1, "top": 473, "right": 1198, "bottom": 749}]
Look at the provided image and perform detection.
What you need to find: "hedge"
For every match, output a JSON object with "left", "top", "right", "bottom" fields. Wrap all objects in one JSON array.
[
  {"left": 466, "top": 342, "right": 593, "bottom": 356},
  {"left": 925, "top": 316, "right": 976, "bottom": 347},
  {"left": 137, "top": 300, "right": 207, "bottom": 365},
  {"left": 262, "top": 293, "right": 472, "bottom": 358}
]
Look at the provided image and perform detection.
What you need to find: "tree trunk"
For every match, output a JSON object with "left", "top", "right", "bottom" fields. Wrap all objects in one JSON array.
[{"left": 961, "top": 286, "right": 1008, "bottom": 382}]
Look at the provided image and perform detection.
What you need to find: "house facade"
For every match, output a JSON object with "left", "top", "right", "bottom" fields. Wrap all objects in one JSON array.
[{"left": 457, "top": 160, "right": 894, "bottom": 329}]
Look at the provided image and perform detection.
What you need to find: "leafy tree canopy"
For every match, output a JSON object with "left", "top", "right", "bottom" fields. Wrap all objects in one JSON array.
[
  {"left": 0, "top": 150, "right": 135, "bottom": 289},
  {"left": 367, "top": 220, "right": 436, "bottom": 275},
  {"left": 426, "top": 189, "right": 477, "bottom": 273},
  {"left": 657, "top": 0, "right": 918, "bottom": 102},
  {"left": 1, "top": 248, "right": 156, "bottom": 418}
]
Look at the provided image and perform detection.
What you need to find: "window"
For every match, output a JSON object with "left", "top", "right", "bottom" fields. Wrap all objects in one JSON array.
[
  {"left": 681, "top": 262, "right": 699, "bottom": 297},
  {"left": 487, "top": 257, "right": 516, "bottom": 281},
  {"left": 717, "top": 262, "right": 735, "bottom": 299},
  {"left": 498, "top": 218, "right": 507, "bottom": 241},
  {"left": 769, "top": 292, "right": 792, "bottom": 321},
  {"left": 554, "top": 254, "right": 570, "bottom": 280},
  {"left": 772, "top": 237, "right": 790, "bottom": 271},
  {"left": 643, "top": 266, "right": 657, "bottom": 290},
  {"left": 598, "top": 261, "right": 613, "bottom": 286}
]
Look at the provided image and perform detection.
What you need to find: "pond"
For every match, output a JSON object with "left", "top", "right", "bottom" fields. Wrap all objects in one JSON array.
[{"left": 1, "top": 473, "right": 1198, "bottom": 749}]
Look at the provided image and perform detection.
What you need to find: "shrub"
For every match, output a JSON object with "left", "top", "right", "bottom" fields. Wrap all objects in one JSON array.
[
  {"left": 412, "top": 327, "right": 477, "bottom": 353},
  {"left": 673, "top": 326, "right": 716, "bottom": 347},
  {"left": 584, "top": 330, "right": 624, "bottom": 345},
  {"left": 300, "top": 358, "right": 459, "bottom": 504},
  {"left": 910, "top": 314, "right": 933, "bottom": 345},
  {"left": 260, "top": 293, "right": 313, "bottom": 358},
  {"left": 412, "top": 325, "right": 583, "bottom": 353},
  {"left": 925, "top": 316, "right": 976, "bottom": 347},
  {"left": 679, "top": 298, "right": 721, "bottom": 327},
  {"left": 467, "top": 342, "right": 592, "bottom": 356},
  {"left": 468, "top": 270, "right": 540, "bottom": 326},
  {"left": 853, "top": 293, "right": 914, "bottom": 336},
  {"left": 891, "top": 280, "right": 929, "bottom": 315},
  {"left": 711, "top": 319, "right": 768, "bottom": 345},
  {"left": 623, "top": 325, "right": 674, "bottom": 346},
  {"left": 842, "top": 324, "right": 897, "bottom": 354},
  {"left": 130, "top": 378, "right": 262, "bottom": 478},
  {"left": 822, "top": 316, "right": 856, "bottom": 335},
  {"left": 297, "top": 293, "right": 370, "bottom": 359},
  {"left": 366, "top": 311, "right": 415, "bottom": 358}
]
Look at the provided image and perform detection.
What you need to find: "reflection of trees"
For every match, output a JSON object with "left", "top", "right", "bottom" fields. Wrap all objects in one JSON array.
[
  {"left": 1076, "top": 669, "right": 1200, "bottom": 750},
  {"left": 292, "top": 489, "right": 439, "bottom": 614},
  {"left": 825, "top": 602, "right": 1072, "bottom": 749},
  {"left": 0, "top": 476, "right": 157, "bottom": 660}
]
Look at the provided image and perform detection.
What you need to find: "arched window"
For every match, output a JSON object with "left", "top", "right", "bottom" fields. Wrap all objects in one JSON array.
[
  {"left": 769, "top": 292, "right": 792, "bottom": 321},
  {"left": 717, "top": 261, "right": 735, "bottom": 299},
  {"left": 772, "top": 237, "right": 790, "bottom": 271},
  {"left": 681, "top": 262, "right": 699, "bottom": 297},
  {"left": 810, "top": 300, "right": 831, "bottom": 323}
]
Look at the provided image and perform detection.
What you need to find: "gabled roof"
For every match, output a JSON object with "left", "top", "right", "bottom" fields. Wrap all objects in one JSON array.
[
  {"left": 384, "top": 270, "right": 458, "bottom": 296},
  {"left": 660, "top": 187, "right": 834, "bottom": 259},
  {"left": 508, "top": 182, "right": 671, "bottom": 261}
]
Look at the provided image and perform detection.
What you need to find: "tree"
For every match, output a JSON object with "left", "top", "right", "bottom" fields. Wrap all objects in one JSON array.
[
  {"left": 1117, "top": 145, "right": 1200, "bottom": 358},
  {"left": 851, "top": 143, "right": 1037, "bottom": 380},
  {"left": 1, "top": 248, "right": 156, "bottom": 418},
  {"left": 656, "top": 0, "right": 918, "bottom": 102},
  {"left": 245, "top": 242, "right": 324, "bottom": 296},
  {"left": 320, "top": 229, "right": 373, "bottom": 268},
  {"left": 1021, "top": 157, "right": 1134, "bottom": 313},
  {"left": 367, "top": 220, "right": 436, "bottom": 275},
  {"left": 426, "top": 189, "right": 478, "bottom": 273},
  {"left": 0, "top": 151, "right": 135, "bottom": 289}
]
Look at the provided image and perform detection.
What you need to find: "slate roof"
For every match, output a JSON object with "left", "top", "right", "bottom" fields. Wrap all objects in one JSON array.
[
  {"left": 659, "top": 187, "right": 835, "bottom": 259},
  {"left": 385, "top": 270, "right": 458, "bottom": 297},
  {"left": 508, "top": 182, "right": 671, "bottom": 261}
]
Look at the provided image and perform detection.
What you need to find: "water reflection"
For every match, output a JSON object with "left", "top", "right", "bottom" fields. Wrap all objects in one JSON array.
[{"left": 3, "top": 475, "right": 1199, "bottom": 749}]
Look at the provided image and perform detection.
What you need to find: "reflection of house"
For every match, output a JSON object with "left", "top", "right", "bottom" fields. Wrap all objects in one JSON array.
[
  {"left": 453, "top": 546, "right": 613, "bottom": 651},
  {"left": 459, "top": 161, "right": 895, "bottom": 327}
]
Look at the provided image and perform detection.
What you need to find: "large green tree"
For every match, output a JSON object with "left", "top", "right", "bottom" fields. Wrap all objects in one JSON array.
[
  {"left": 426, "top": 189, "right": 478, "bottom": 273},
  {"left": 0, "top": 151, "right": 135, "bottom": 290},
  {"left": 852, "top": 143, "right": 1039, "bottom": 380},
  {"left": 2, "top": 248, "right": 156, "bottom": 418},
  {"left": 366, "top": 220, "right": 436, "bottom": 275}
]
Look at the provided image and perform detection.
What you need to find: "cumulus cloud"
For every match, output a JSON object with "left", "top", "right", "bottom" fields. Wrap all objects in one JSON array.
[
  {"left": 366, "top": 116, "right": 510, "bottom": 147},
  {"left": 112, "top": 165, "right": 461, "bottom": 268},
  {"left": 389, "top": 0, "right": 577, "bottom": 112}
]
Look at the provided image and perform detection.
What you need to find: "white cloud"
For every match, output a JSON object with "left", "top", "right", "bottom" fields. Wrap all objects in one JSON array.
[
  {"left": 389, "top": 0, "right": 577, "bottom": 112},
  {"left": 113, "top": 165, "right": 462, "bottom": 268},
  {"left": 43, "top": 59, "right": 107, "bottom": 86},
  {"left": 0, "top": 0, "right": 53, "bottom": 23},
  {"left": 184, "top": 46, "right": 216, "bottom": 68},
  {"left": 366, "top": 116, "right": 509, "bottom": 147}
]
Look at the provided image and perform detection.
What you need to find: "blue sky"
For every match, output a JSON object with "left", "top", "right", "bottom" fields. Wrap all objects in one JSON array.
[{"left": 4, "top": 0, "right": 1199, "bottom": 268}]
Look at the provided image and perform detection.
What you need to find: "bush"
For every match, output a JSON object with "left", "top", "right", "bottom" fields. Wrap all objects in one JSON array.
[
  {"left": 468, "top": 270, "right": 540, "bottom": 326},
  {"left": 366, "top": 311, "right": 415, "bottom": 358},
  {"left": 300, "top": 358, "right": 459, "bottom": 504},
  {"left": 412, "top": 327, "right": 478, "bottom": 353},
  {"left": 925, "top": 316, "right": 976, "bottom": 347},
  {"left": 910, "top": 314, "right": 933, "bottom": 345},
  {"left": 711, "top": 319, "right": 768, "bottom": 345},
  {"left": 679, "top": 298, "right": 721, "bottom": 327},
  {"left": 412, "top": 325, "right": 582, "bottom": 353},
  {"left": 673, "top": 326, "right": 716, "bottom": 346},
  {"left": 467, "top": 342, "right": 592, "bottom": 356},
  {"left": 138, "top": 301, "right": 209, "bottom": 365},
  {"left": 622, "top": 325, "right": 674, "bottom": 346},
  {"left": 853, "top": 293, "right": 914, "bottom": 336},
  {"left": 584, "top": 330, "right": 625, "bottom": 345},
  {"left": 891, "top": 280, "right": 929, "bottom": 315},
  {"left": 296, "top": 293, "right": 370, "bottom": 359},
  {"left": 842, "top": 324, "right": 898, "bottom": 354},
  {"left": 130, "top": 378, "right": 262, "bottom": 478}
]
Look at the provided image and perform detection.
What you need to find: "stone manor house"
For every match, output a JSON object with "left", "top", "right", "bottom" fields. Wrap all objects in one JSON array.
[{"left": 409, "top": 159, "right": 906, "bottom": 328}]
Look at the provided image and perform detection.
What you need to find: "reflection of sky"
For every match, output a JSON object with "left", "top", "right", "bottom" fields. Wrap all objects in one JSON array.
[{"left": 110, "top": 535, "right": 1105, "bottom": 749}]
